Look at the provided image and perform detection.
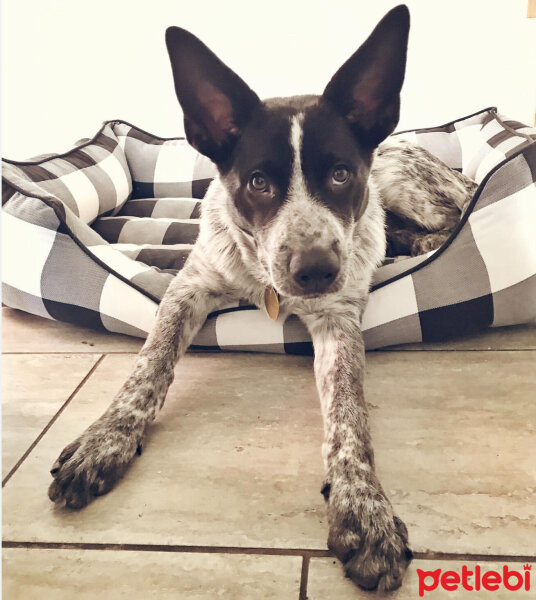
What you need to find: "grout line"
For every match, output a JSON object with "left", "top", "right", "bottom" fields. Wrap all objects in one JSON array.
[
  {"left": 2, "top": 351, "right": 139, "bottom": 355},
  {"left": 1, "top": 354, "right": 106, "bottom": 488},
  {"left": 299, "top": 555, "right": 310, "bottom": 600},
  {"left": 2, "top": 541, "right": 535, "bottom": 564},
  {"left": 0, "top": 541, "right": 330, "bottom": 557},
  {"left": 372, "top": 348, "right": 536, "bottom": 353}
]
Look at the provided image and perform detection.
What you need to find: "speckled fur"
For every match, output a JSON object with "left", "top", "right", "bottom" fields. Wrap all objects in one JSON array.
[
  {"left": 375, "top": 138, "right": 477, "bottom": 256},
  {"left": 48, "top": 115, "right": 409, "bottom": 589},
  {"left": 48, "top": 7, "right": 471, "bottom": 593}
]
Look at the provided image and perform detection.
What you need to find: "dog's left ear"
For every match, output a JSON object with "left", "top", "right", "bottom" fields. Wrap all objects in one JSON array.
[
  {"left": 322, "top": 5, "right": 410, "bottom": 148},
  {"left": 166, "top": 27, "right": 260, "bottom": 164}
]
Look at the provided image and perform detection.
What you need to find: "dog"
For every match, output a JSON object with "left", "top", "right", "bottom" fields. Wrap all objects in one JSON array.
[{"left": 48, "top": 5, "right": 476, "bottom": 592}]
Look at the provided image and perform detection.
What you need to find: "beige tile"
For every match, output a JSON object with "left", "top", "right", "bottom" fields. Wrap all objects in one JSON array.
[
  {"left": 2, "top": 308, "right": 143, "bottom": 353},
  {"left": 379, "top": 323, "right": 536, "bottom": 351},
  {"left": 366, "top": 351, "right": 536, "bottom": 555},
  {"left": 2, "top": 353, "right": 325, "bottom": 548},
  {"left": 307, "top": 558, "right": 533, "bottom": 599},
  {"left": 1, "top": 354, "right": 101, "bottom": 478},
  {"left": 2, "top": 548, "right": 301, "bottom": 600},
  {"left": 2, "top": 351, "right": 535, "bottom": 556}
]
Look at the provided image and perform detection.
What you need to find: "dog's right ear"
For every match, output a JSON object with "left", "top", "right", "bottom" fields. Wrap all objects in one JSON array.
[{"left": 165, "top": 27, "right": 260, "bottom": 165}]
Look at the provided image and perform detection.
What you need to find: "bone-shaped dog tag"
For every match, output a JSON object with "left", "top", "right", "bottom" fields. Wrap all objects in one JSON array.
[{"left": 264, "top": 286, "right": 279, "bottom": 321}]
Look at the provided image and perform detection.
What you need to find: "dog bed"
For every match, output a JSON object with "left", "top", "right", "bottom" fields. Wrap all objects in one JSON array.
[{"left": 2, "top": 107, "right": 535, "bottom": 353}]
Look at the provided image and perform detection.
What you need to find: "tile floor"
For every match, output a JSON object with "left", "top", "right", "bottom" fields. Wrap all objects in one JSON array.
[{"left": 2, "top": 307, "right": 535, "bottom": 599}]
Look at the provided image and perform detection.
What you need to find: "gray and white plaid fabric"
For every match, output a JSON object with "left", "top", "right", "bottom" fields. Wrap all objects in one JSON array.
[
  {"left": 2, "top": 124, "right": 132, "bottom": 224},
  {"left": 2, "top": 108, "right": 535, "bottom": 353},
  {"left": 93, "top": 215, "right": 200, "bottom": 245},
  {"left": 114, "top": 122, "right": 216, "bottom": 199},
  {"left": 2, "top": 192, "right": 160, "bottom": 336}
]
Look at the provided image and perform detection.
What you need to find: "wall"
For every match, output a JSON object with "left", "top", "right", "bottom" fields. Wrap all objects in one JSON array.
[{"left": 2, "top": 0, "right": 535, "bottom": 159}]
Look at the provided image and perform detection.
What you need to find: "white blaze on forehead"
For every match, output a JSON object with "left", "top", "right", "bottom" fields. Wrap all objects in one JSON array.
[{"left": 288, "top": 113, "right": 310, "bottom": 200}]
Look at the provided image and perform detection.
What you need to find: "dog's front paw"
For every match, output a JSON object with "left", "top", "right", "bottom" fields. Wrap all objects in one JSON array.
[
  {"left": 48, "top": 419, "right": 142, "bottom": 509},
  {"left": 327, "top": 488, "right": 412, "bottom": 592}
]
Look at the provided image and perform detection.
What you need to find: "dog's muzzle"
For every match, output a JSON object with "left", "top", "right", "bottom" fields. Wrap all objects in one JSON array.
[{"left": 289, "top": 245, "right": 341, "bottom": 295}]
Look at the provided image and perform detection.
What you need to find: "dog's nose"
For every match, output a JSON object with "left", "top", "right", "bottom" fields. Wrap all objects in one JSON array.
[{"left": 290, "top": 246, "right": 340, "bottom": 294}]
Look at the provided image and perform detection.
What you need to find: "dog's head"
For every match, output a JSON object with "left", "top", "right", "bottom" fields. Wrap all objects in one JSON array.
[{"left": 166, "top": 6, "right": 409, "bottom": 298}]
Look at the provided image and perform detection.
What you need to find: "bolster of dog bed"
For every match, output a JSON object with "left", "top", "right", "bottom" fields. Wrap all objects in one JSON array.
[{"left": 2, "top": 108, "right": 535, "bottom": 352}]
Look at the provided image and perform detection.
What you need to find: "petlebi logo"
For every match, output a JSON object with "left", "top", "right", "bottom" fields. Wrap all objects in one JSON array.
[{"left": 417, "top": 564, "right": 531, "bottom": 596}]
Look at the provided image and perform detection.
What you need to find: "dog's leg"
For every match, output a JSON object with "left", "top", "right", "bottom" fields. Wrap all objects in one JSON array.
[
  {"left": 302, "top": 309, "right": 412, "bottom": 592},
  {"left": 376, "top": 140, "right": 477, "bottom": 257},
  {"left": 375, "top": 140, "right": 477, "bottom": 232},
  {"left": 385, "top": 211, "right": 453, "bottom": 258},
  {"left": 48, "top": 257, "right": 232, "bottom": 509}
]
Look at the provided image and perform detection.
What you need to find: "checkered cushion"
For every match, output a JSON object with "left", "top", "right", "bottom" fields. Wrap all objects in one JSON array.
[
  {"left": 1, "top": 192, "right": 160, "bottom": 336},
  {"left": 94, "top": 215, "right": 200, "bottom": 245},
  {"left": 2, "top": 109, "right": 535, "bottom": 350},
  {"left": 113, "top": 122, "right": 216, "bottom": 199},
  {"left": 2, "top": 124, "right": 132, "bottom": 224},
  {"left": 395, "top": 107, "right": 536, "bottom": 183}
]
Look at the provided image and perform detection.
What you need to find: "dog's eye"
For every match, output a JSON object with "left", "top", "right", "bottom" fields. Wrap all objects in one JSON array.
[
  {"left": 332, "top": 166, "right": 350, "bottom": 185},
  {"left": 249, "top": 172, "right": 268, "bottom": 192}
]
